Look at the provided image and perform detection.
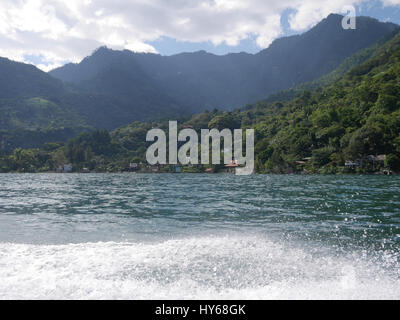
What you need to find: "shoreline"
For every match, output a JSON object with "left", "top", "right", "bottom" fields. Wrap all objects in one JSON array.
[{"left": 0, "top": 171, "right": 398, "bottom": 175}]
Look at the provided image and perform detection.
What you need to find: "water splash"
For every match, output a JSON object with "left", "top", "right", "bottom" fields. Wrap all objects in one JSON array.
[{"left": 1, "top": 235, "right": 399, "bottom": 300}]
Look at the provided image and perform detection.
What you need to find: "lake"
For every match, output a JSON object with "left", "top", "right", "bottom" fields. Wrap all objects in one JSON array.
[{"left": 0, "top": 173, "right": 399, "bottom": 299}]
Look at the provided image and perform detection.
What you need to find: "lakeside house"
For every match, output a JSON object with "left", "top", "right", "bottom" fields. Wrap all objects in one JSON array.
[
  {"left": 345, "top": 160, "right": 361, "bottom": 168},
  {"left": 57, "top": 164, "right": 73, "bottom": 173},
  {"left": 222, "top": 159, "right": 240, "bottom": 174},
  {"left": 296, "top": 157, "right": 311, "bottom": 165},
  {"left": 295, "top": 157, "right": 311, "bottom": 173},
  {"left": 345, "top": 155, "right": 386, "bottom": 169},
  {"left": 130, "top": 163, "right": 139, "bottom": 169},
  {"left": 118, "top": 158, "right": 247, "bottom": 174},
  {"left": 125, "top": 163, "right": 140, "bottom": 172}
]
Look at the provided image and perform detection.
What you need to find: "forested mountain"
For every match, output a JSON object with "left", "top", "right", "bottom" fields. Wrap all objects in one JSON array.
[
  {"left": 0, "top": 58, "right": 88, "bottom": 148},
  {"left": 51, "top": 14, "right": 397, "bottom": 112},
  {"left": 0, "top": 58, "right": 65, "bottom": 100},
  {"left": 262, "top": 27, "right": 400, "bottom": 103},
  {"left": 0, "top": 14, "right": 398, "bottom": 150},
  {"left": 0, "top": 57, "right": 187, "bottom": 149},
  {"left": 2, "top": 28, "right": 400, "bottom": 174}
]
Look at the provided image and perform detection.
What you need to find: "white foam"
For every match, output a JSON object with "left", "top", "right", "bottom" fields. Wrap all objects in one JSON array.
[{"left": 0, "top": 236, "right": 399, "bottom": 300}]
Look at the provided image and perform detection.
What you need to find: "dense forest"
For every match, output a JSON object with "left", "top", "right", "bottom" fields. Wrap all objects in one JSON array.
[
  {"left": 1, "top": 14, "right": 396, "bottom": 152},
  {"left": 1, "top": 27, "right": 400, "bottom": 174},
  {"left": 51, "top": 14, "right": 397, "bottom": 113}
]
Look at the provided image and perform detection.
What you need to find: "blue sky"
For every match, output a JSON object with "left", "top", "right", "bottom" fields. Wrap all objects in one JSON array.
[
  {"left": 149, "top": 2, "right": 400, "bottom": 55},
  {"left": 0, "top": 0, "right": 399, "bottom": 71}
]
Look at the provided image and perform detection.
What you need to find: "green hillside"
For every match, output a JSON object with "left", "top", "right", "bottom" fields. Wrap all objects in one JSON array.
[
  {"left": 0, "top": 58, "right": 187, "bottom": 149},
  {"left": 0, "top": 97, "right": 90, "bottom": 149},
  {"left": 1, "top": 14, "right": 398, "bottom": 152},
  {"left": 263, "top": 27, "right": 400, "bottom": 103},
  {"left": 51, "top": 15, "right": 397, "bottom": 113},
  {"left": 2, "top": 29, "right": 400, "bottom": 174}
]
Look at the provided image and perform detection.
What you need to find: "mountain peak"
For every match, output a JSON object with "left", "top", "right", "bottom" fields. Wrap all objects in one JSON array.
[
  {"left": 326, "top": 13, "right": 343, "bottom": 20},
  {"left": 91, "top": 46, "right": 113, "bottom": 56},
  {"left": 48, "top": 14, "right": 399, "bottom": 121}
]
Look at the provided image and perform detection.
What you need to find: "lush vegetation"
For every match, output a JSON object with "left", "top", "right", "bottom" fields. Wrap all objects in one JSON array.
[
  {"left": 1, "top": 28, "right": 400, "bottom": 174},
  {"left": 51, "top": 15, "right": 396, "bottom": 113},
  {"left": 1, "top": 14, "right": 397, "bottom": 152},
  {"left": 0, "top": 97, "right": 91, "bottom": 149},
  {"left": 262, "top": 28, "right": 400, "bottom": 104},
  {"left": 1, "top": 19, "right": 400, "bottom": 174},
  {"left": 0, "top": 59, "right": 188, "bottom": 149}
]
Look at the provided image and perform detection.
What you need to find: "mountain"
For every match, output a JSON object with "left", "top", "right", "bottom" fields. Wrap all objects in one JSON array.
[
  {"left": 0, "top": 57, "right": 65, "bottom": 100},
  {"left": 51, "top": 14, "right": 397, "bottom": 113},
  {"left": 262, "top": 26, "right": 400, "bottom": 103},
  {"left": 4, "top": 27, "right": 400, "bottom": 173},
  {"left": 253, "top": 14, "right": 398, "bottom": 94},
  {"left": 0, "top": 56, "right": 187, "bottom": 149},
  {"left": 0, "top": 59, "right": 89, "bottom": 148},
  {"left": 0, "top": 14, "right": 398, "bottom": 150}
]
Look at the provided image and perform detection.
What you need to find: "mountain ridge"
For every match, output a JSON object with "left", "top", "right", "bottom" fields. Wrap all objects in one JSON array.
[
  {"left": 50, "top": 14, "right": 398, "bottom": 113},
  {"left": 2, "top": 25, "right": 400, "bottom": 173},
  {"left": 0, "top": 14, "right": 399, "bottom": 149}
]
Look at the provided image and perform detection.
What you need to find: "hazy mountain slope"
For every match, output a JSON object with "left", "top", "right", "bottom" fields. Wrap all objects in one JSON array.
[
  {"left": 0, "top": 54, "right": 187, "bottom": 149},
  {"left": 6, "top": 28, "right": 400, "bottom": 173},
  {"left": 0, "top": 97, "right": 90, "bottom": 149},
  {"left": 49, "top": 48, "right": 188, "bottom": 123},
  {"left": 50, "top": 14, "right": 397, "bottom": 113},
  {"left": 0, "top": 14, "right": 398, "bottom": 149},
  {"left": 0, "top": 57, "right": 65, "bottom": 99},
  {"left": 253, "top": 14, "right": 397, "bottom": 94},
  {"left": 0, "top": 59, "right": 90, "bottom": 148},
  {"left": 263, "top": 26, "right": 400, "bottom": 103},
  {"left": 104, "top": 29, "right": 400, "bottom": 173}
]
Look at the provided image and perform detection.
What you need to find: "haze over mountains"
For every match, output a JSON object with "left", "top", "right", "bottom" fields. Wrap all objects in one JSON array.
[
  {"left": 0, "top": 14, "right": 398, "bottom": 148},
  {"left": 51, "top": 14, "right": 397, "bottom": 112}
]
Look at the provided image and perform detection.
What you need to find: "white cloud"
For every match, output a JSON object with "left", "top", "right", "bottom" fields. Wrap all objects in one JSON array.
[
  {"left": 0, "top": 0, "right": 397, "bottom": 71},
  {"left": 37, "top": 62, "right": 63, "bottom": 72},
  {"left": 288, "top": 0, "right": 364, "bottom": 31},
  {"left": 381, "top": 0, "right": 400, "bottom": 5}
]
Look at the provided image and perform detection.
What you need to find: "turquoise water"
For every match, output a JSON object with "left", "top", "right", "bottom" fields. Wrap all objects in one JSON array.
[{"left": 0, "top": 173, "right": 399, "bottom": 299}]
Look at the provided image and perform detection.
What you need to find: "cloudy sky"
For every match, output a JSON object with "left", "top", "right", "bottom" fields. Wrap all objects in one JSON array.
[{"left": 1, "top": 0, "right": 400, "bottom": 71}]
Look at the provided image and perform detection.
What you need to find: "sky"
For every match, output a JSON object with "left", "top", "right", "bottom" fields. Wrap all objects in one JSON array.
[{"left": 1, "top": 0, "right": 400, "bottom": 71}]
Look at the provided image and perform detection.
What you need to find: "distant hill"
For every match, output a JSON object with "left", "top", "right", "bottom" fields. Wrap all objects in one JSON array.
[
  {"left": 3, "top": 27, "right": 400, "bottom": 174},
  {"left": 51, "top": 14, "right": 397, "bottom": 113},
  {"left": 0, "top": 57, "right": 65, "bottom": 99},
  {"left": 63, "top": 28, "right": 400, "bottom": 174},
  {"left": 262, "top": 27, "right": 400, "bottom": 104},
  {"left": 0, "top": 14, "right": 398, "bottom": 149},
  {"left": 0, "top": 57, "right": 187, "bottom": 149},
  {"left": 0, "top": 58, "right": 87, "bottom": 148}
]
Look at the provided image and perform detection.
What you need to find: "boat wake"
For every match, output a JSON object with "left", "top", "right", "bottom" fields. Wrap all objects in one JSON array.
[{"left": 0, "top": 236, "right": 399, "bottom": 300}]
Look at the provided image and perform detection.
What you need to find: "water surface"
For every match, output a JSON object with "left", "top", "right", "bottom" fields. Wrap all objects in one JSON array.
[{"left": 0, "top": 174, "right": 399, "bottom": 299}]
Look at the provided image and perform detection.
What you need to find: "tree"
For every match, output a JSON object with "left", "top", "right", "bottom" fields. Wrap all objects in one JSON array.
[{"left": 385, "top": 154, "right": 400, "bottom": 171}]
